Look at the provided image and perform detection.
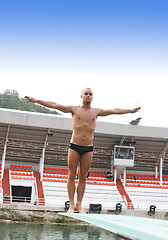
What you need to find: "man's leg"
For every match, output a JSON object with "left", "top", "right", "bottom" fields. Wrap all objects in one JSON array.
[
  {"left": 75, "top": 151, "right": 93, "bottom": 213},
  {"left": 67, "top": 148, "right": 80, "bottom": 213}
]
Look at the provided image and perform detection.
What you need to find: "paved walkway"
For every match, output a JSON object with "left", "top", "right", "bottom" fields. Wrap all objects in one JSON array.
[{"left": 59, "top": 213, "right": 168, "bottom": 240}]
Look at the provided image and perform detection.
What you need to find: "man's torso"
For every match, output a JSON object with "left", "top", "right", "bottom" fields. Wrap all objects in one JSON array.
[{"left": 70, "top": 106, "right": 100, "bottom": 146}]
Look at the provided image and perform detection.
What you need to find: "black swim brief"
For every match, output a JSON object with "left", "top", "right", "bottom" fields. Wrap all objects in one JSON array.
[{"left": 69, "top": 143, "right": 94, "bottom": 156}]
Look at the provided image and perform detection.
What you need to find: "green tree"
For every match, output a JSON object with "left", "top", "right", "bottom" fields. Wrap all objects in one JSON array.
[{"left": 0, "top": 89, "right": 60, "bottom": 115}]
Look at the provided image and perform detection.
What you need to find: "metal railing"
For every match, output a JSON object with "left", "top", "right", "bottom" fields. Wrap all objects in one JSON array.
[{"left": 2, "top": 196, "right": 45, "bottom": 206}]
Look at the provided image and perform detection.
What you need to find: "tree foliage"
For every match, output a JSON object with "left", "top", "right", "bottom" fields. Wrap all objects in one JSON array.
[{"left": 0, "top": 89, "right": 60, "bottom": 115}]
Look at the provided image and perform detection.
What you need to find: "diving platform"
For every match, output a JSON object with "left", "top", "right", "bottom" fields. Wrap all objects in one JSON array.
[{"left": 58, "top": 213, "right": 168, "bottom": 240}]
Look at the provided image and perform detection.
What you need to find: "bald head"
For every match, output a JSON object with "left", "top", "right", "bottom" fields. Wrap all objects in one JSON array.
[
  {"left": 81, "top": 88, "right": 93, "bottom": 95},
  {"left": 81, "top": 88, "right": 93, "bottom": 105}
]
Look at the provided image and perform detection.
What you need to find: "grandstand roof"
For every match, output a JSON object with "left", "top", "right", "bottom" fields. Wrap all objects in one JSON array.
[{"left": 0, "top": 108, "right": 168, "bottom": 171}]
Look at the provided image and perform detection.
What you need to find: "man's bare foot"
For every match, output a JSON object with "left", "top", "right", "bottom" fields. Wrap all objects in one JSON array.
[
  {"left": 74, "top": 205, "right": 86, "bottom": 214},
  {"left": 67, "top": 206, "right": 74, "bottom": 213}
]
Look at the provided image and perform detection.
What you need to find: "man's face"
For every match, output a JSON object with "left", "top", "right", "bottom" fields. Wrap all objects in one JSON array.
[{"left": 81, "top": 88, "right": 93, "bottom": 104}]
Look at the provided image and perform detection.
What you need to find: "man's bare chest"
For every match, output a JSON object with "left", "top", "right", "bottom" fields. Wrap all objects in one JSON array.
[{"left": 73, "top": 108, "right": 98, "bottom": 122}]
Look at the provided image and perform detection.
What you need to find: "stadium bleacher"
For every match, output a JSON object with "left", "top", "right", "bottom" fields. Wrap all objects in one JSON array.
[
  {"left": 42, "top": 167, "right": 123, "bottom": 209},
  {"left": 10, "top": 164, "right": 34, "bottom": 181}
]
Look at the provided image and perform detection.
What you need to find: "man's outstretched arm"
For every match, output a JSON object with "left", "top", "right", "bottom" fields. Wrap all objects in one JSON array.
[
  {"left": 98, "top": 107, "right": 141, "bottom": 117},
  {"left": 24, "top": 96, "right": 73, "bottom": 113}
]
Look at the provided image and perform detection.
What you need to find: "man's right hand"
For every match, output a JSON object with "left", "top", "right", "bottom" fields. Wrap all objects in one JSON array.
[{"left": 24, "top": 96, "right": 37, "bottom": 103}]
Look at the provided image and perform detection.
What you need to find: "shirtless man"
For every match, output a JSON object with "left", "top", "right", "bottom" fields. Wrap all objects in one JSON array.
[{"left": 25, "top": 88, "right": 140, "bottom": 213}]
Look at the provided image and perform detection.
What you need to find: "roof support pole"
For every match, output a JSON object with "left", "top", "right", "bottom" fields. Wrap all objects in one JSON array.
[
  {"left": 1, "top": 124, "right": 10, "bottom": 178},
  {"left": 114, "top": 167, "right": 117, "bottom": 186},
  {"left": 160, "top": 157, "right": 163, "bottom": 186},
  {"left": 155, "top": 166, "right": 158, "bottom": 179},
  {"left": 39, "top": 131, "right": 49, "bottom": 181},
  {"left": 123, "top": 167, "right": 126, "bottom": 187}
]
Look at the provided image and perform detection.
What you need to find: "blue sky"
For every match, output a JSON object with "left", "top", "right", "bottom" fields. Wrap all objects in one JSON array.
[{"left": 0, "top": 0, "right": 168, "bottom": 127}]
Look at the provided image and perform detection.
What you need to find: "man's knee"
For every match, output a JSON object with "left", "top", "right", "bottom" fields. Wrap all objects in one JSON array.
[
  {"left": 78, "top": 172, "right": 87, "bottom": 182},
  {"left": 68, "top": 171, "right": 76, "bottom": 180}
]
